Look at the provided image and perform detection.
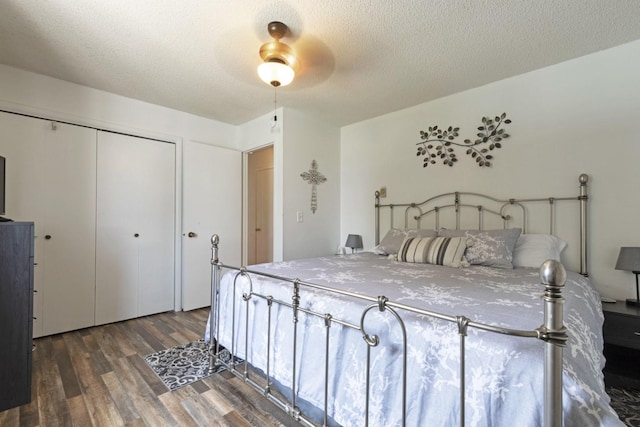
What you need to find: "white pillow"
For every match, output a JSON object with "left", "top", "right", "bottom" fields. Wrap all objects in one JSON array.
[{"left": 512, "top": 234, "right": 567, "bottom": 268}]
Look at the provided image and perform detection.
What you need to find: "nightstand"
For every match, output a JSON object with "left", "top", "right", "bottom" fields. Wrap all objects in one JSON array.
[{"left": 602, "top": 300, "right": 640, "bottom": 388}]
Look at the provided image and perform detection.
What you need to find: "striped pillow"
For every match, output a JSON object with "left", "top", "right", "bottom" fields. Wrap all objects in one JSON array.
[{"left": 398, "top": 236, "right": 467, "bottom": 267}]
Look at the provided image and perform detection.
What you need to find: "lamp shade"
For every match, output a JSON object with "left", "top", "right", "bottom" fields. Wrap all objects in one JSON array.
[
  {"left": 257, "top": 61, "right": 295, "bottom": 87},
  {"left": 345, "top": 234, "right": 363, "bottom": 250},
  {"left": 615, "top": 247, "right": 640, "bottom": 272}
]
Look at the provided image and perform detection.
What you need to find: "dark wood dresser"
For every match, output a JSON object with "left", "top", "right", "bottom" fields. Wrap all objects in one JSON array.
[
  {"left": 0, "top": 222, "right": 34, "bottom": 411},
  {"left": 602, "top": 300, "right": 640, "bottom": 388}
]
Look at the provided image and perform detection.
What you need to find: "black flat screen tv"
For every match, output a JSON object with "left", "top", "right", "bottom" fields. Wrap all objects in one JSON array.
[{"left": 0, "top": 155, "right": 5, "bottom": 216}]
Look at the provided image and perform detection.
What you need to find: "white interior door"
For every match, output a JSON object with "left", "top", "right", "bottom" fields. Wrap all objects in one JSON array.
[
  {"left": 182, "top": 141, "right": 241, "bottom": 311},
  {"left": 255, "top": 166, "right": 273, "bottom": 264},
  {"left": 247, "top": 146, "right": 274, "bottom": 265}
]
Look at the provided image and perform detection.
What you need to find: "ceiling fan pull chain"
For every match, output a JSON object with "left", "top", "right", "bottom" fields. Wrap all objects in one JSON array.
[
  {"left": 274, "top": 86, "right": 278, "bottom": 122},
  {"left": 271, "top": 85, "right": 278, "bottom": 129}
]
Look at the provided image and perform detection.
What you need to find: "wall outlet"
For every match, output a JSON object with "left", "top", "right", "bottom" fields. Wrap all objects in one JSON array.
[
  {"left": 296, "top": 211, "right": 303, "bottom": 223},
  {"left": 379, "top": 186, "right": 387, "bottom": 198}
]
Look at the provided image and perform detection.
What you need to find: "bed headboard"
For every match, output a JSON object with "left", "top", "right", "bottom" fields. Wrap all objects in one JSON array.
[{"left": 375, "top": 174, "right": 589, "bottom": 276}]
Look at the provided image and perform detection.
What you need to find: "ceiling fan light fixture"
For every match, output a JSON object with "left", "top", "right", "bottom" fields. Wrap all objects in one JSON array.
[
  {"left": 257, "top": 21, "right": 299, "bottom": 87},
  {"left": 258, "top": 60, "right": 295, "bottom": 87}
]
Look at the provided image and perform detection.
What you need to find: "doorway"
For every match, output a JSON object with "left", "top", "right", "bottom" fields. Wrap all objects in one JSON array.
[{"left": 247, "top": 145, "right": 274, "bottom": 265}]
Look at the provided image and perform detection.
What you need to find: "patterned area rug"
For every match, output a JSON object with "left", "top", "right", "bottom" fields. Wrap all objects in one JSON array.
[
  {"left": 143, "top": 339, "right": 233, "bottom": 391},
  {"left": 608, "top": 387, "right": 640, "bottom": 426}
]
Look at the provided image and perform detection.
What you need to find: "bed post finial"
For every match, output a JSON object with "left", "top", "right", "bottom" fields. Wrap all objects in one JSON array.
[
  {"left": 540, "top": 259, "right": 566, "bottom": 288},
  {"left": 579, "top": 173, "right": 588, "bottom": 185},
  {"left": 578, "top": 173, "right": 589, "bottom": 277},
  {"left": 211, "top": 234, "right": 219, "bottom": 265},
  {"left": 539, "top": 259, "right": 567, "bottom": 427}
]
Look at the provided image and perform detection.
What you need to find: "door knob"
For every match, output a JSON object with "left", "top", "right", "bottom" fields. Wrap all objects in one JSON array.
[
  {"left": 45, "top": 235, "right": 52, "bottom": 240},
  {"left": 134, "top": 233, "right": 140, "bottom": 238},
  {"left": 188, "top": 232, "right": 197, "bottom": 238},
  {"left": 255, "top": 228, "right": 261, "bottom": 232}
]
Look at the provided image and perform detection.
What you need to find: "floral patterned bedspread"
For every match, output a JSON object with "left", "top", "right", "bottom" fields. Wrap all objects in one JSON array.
[{"left": 209, "top": 253, "right": 622, "bottom": 427}]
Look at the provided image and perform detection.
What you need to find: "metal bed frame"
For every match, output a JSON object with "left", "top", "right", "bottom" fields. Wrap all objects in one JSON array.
[
  {"left": 375, "top": 174, "right": 589, "bottom": 277},
  {"left": 207, "top": 173, "right": 590, "bottom": 427}
]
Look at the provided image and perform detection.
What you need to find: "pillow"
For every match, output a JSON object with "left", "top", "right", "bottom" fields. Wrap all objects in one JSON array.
[
  {"left": 512, "top": 234, "right": 568, "bottom": 268},
  {"left": 438, "top": 228, "right": 521, "bottom": 269},
  {"left": 374, "top": 228, "right": 437, "bottom": 255},
  {"left": 397, "top": 236, "right": 468, "bottom": 267}
]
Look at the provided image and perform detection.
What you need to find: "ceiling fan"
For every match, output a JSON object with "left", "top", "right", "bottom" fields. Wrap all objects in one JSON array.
[
  {"left": 254, "top": 19, "right": 336, "bottom": 90},
  {"left": 257, "top": 21, "right": 300, "bottom": 87}
]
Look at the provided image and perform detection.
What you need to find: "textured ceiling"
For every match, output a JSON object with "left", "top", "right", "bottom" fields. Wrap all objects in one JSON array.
[{"left": 1, "top": 1, "right": 640, "bottom": 126}]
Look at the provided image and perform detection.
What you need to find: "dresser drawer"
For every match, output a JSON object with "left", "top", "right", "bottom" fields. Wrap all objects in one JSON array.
[{"left": 604, "top": 312, "right": 640, "bottom": 350}]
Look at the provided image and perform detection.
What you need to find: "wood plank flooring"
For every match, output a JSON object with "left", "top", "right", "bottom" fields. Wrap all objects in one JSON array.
[{"left": 0, "top": 308, "right": 298, "bottom": 427}]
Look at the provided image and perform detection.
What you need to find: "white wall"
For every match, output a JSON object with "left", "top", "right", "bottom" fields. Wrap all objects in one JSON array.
[
  {"left": 341, "top": 39, "right": 640, "bottom": 300},
  {"left": 0, "top": 64, "right": 238, "bottom": 146},
  {"left": 231, "top": 107, "right": 346, "bottom": 261},
  {"left": 238, "top": 109, "right": 284, "bottom": 261},
  {"left": 240, "top": 108, "right": 341, "bottom": 261},
  {"left": 282, "top": 108, "right": 341, "bottom": 260},
  {"left": 238, "top": 107, "right": 341, "bottom": 262}
]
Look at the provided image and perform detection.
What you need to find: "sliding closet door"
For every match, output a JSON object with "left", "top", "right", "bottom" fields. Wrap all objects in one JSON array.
[
  {"left": 40, "top": 123, "right": 96, "bottom": 336},
  {"left": 0, "top": 113, "right": 96, "bottom": 337},
  {"left": 0, "top": 113, "right": 45, "bottom": 336},
  {"left": 0, "top": 113, "right": 44, "bottom": 338},
  {"left": 0, "top": 114, "right": 43, "bottom": 220},
  {"left": 95, "top": 133, "right": 140, "bottom": 323},
  {"left": 95, "top": 132, "right": 175, "bottom": 325},
  {"left": 136, "top": 137, "right": 175, "bottom": 317}
]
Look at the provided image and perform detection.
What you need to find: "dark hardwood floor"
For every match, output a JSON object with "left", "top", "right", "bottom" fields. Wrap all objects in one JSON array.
[{"left": 0, "top": 308, "right": 298, "bottom": 426}]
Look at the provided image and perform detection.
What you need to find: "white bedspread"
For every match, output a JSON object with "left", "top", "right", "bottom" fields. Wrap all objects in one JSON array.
[{"left": 208, "top": 253, "right": 622, "bottom": 426}]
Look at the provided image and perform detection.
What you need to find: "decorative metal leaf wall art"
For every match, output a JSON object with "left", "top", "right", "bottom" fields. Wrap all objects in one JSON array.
[{"left": 416, "top": 113, "right": 512, "bottom": 168}]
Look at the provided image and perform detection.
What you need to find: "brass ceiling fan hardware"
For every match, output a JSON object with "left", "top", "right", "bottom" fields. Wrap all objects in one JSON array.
[{"left": 257, "top": 21, "right": 299, "bottom": 87}]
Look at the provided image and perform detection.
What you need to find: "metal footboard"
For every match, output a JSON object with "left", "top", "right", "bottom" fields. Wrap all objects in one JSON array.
[{"left": 207, "top": 235, "right": 567, "bottom": 427}]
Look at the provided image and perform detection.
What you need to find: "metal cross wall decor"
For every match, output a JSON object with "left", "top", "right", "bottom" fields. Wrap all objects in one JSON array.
[{"left": 300, "top": 160, "right": 327, "bottom": 214}]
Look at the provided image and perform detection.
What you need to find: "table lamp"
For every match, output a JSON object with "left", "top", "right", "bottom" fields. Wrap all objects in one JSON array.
[
  {"left": 615, "top": 247, "right": 640, "bottom": 306},
  {"left": 345, "top": 234, "right": 363, "bottom": 254}
]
